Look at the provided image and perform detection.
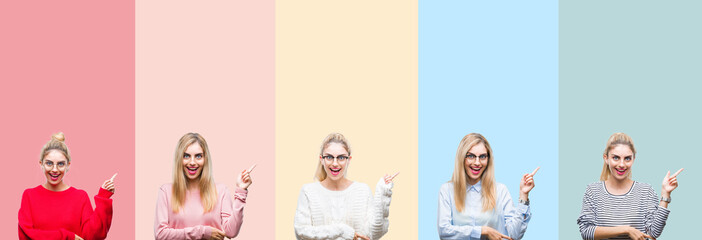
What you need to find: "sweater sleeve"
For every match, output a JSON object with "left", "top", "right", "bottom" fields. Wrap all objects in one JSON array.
[
  {"left": 364, "top": 178, "right": 392, "bottom": 240},
  {"left": 154, "top": 186, "right": 210, "bottom": 240},
  {"left": 643, "top": 187, "right": 670, "bottom": 238},
  {"left": 18, "top": 189, "right": 76, "bottom": 240},
  {"left": 577, "top": 186, "right": 597, "bottom": 240},
  {"left": 293, "top": 187, "right": 355, "bottom": 240},
  {"left": 220, "top": 187, "right": 247, "bottom": 238},
  {"left": 437, "top": 184, "right": 480, "bottom": 240},
  {"left": 500, "top": 187, "right": 530, "bottom": 240},
  {"left": 78, "top": 187, "right": 114, "bottom": 240}
]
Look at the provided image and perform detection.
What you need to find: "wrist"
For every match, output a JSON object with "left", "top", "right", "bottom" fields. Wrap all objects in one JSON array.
[
  {"left": 519, "top": 192, "right": 529, "bottom": 201},
  {"left": 661, "top": 190, "right": 671, "bottom": 198}
]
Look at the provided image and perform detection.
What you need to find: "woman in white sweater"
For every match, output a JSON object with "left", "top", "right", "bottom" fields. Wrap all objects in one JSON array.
[{"left": 294, "top": 133, "right": 398, "bottom": 240}]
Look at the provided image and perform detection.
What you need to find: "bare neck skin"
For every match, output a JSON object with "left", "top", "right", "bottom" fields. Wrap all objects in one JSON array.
[
  {"left": 605, "top": 177, "right": 634, "bottom": 195},
  {"left": 43, "top": 181, "right": 69, "bottom": 192},
  {"left": 321, "top": 177, "right": 352, "bottom": 191}
]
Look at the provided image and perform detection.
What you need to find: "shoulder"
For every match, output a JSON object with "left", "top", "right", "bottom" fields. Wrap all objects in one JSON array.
[
  {"left": 215, "top": 183, "right": 230, "bottom": 196},
  {"left": 439, "top": 182, "right": 453, "bottom": 192},
  {"left": 300, "top": 182, "right": 321, "bottom": 195},
  {"left": 349, "top": 181, "right": 371, "bottom": 194},
  {"left": 159, "top": 183, "right": 172, "bottom": 192}
]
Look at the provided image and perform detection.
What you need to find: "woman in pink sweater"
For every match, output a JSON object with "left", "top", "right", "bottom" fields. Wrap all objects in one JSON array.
[
  {"left": 18, "top": 132, "right": 117, "bottom": 240},
  {"left": 155, "top": 133, "right": 254, "bottom": 240}
]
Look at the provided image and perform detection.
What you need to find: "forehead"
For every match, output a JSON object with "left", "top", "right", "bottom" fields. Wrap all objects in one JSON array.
[
  {"left": 467, "top": 142, "right": 487, "bottom": 154},
  {"left": 44, "top": 150, "right": 67, "bottom": 161},
  {"left": 323, "top": 142, "right": 349, "bottom": 155},
  {"left": 609, "top": 144, "right": 634, "bottom": 156},
  {"left": 185, "top": 143, "right": 203, "bottom": 154}
]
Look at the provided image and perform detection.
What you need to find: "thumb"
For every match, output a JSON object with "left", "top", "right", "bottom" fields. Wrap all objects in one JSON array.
[{"left": 665, "top": 170, "right": 670, "bottom": 178}]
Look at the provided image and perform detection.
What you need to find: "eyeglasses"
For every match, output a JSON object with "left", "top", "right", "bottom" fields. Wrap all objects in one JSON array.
[
  {"left": 321, "top": 155, "right": 349, "bottom": 164},
  {"left": 465, "top": 153, "right": 489, "bottom": 162},
  {"left": 43, "top": 160, "right": 67, "bottom": 170}
]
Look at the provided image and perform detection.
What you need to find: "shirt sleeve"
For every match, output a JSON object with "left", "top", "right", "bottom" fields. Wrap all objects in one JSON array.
[
  {"left": 220, "top": 187, "right": 247, "bottom": 238},
  {"left": 437, "top": 184, "right": 481, "bottom": 240},
  {"left": 577, "top": 186, "right": 597, "bottom": 240},
  {"left": 643, "top": 187, "right": 670, "bottom": 238},
  {"left": 293, "top": 187, "right": 355, "bottom": 240},
  {"left": 364, "top": 178, "right": 392, "bottom": 240},
  {"left": 18, "top": 189, "right": 76, "bottom": 240},
  {"left": 500, "top": 187, "right": 530, "bottom": 240},
  {"left": 79, "top": 187, "right": 114, "bottom": 240},
  {"left": 154, "top": 186, "right": 210, "bottom": 240}
]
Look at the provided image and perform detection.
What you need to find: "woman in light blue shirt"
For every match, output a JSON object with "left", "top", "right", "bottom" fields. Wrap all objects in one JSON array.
[{"left": 438, "top": 133, "right": 539, "bottom": 240}]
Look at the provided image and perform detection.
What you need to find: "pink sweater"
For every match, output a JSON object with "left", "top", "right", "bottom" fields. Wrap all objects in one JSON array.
[{"left": 154, "top": 183, "right": 247, "bottom": 240}]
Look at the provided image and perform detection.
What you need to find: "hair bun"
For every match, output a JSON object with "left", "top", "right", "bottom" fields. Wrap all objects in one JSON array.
[{"left": 52, "top": 132, "right": 65, "bottom": 142}]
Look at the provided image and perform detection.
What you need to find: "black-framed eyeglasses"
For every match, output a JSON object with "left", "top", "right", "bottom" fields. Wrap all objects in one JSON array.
[
  {"left": 321, "top": 155, "right": 349, "bottom": 163},
  {"left": 465, "top": 153, "right": 489, "bottom": 161}
]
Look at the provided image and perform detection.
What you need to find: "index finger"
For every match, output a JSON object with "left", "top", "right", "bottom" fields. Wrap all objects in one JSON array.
[
  {"left": 247, "top": 164, "right": 257, "bottom": 173},
  {"left": 110, "top": 173, "right": 118, "bottom": 181},
  {"left": 530, "top": 166, "right": 540, "bottom": 176},
  {"left": 670, "top": 168, "right": 684, "bottom": 178},
  {"left": 500, "top": 233, "right": 513, "bottom": 240},
  {"left": 390, "top": 172, "right": 400, "bottom": 180}
]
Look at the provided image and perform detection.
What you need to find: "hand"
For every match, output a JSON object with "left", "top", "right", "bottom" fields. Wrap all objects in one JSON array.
[
  {"left": 519, "top": 167, "right": 539, "bottom": 198},
  {"left": 209, "top": 227, "right": 225, "bottom": 240},
  {"left": 661, "top": 168, "right": 683, "bottom": 197},
  {"left": 481, "top": 226, "right": 512, "bottom": 240},
  {"left": 354, "top": 232, "right": 370, "bottom": 240},
  {"left": 624, "top": 226, "right": 655, "bottom": 240},
  {"left": 74, "top": 234, "right": 84, "bottom": 240},
  {"left": 101, "top": 173, "right": 117, "bottom": 193},
  {"left": 237, "top": 164, "right": 256, "bottom": 190},
  {"left": 383, "top": 172, "right": 400, "bottom": 184}
]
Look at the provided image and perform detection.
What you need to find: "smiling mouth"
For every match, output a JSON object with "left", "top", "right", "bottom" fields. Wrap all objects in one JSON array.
[
  {"left": 469, "top": 166, "right": 482, "bottom": 175},
  {"left": 615, "top": 168, "right": 627, "bottom": 175},
  {"left": 49, "top": 173, "right": 60, "bottom": 181},
  {"left": 186, "top": 166, "right": 199, "bottom": 175},
  {"left": 330, "top": 168, "right": 342, "bottom": 176}
]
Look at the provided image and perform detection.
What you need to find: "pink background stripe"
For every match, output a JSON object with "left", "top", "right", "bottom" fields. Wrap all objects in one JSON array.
[
  {"left": 135, "top": 0, "right": 275, "bottom": 239},
  {"left": 0, "top": 0, "right": 135, "bottom": 239}
]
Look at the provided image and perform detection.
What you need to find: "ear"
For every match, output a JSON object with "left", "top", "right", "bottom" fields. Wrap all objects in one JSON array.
[{"left": 602, "top": 153, "right": 608, "bottom": 163}]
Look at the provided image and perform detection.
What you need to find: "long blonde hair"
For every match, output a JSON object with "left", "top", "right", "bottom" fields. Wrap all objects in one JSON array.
[
  {"left": 171, "top": 133, "right": 217, "bottom": 213},
  {"left": 314, "top": 133, "right": 351, "bottom": 181},
  {"left": 600, "top": 132, "right": 636, "bottom": 181},
  {"left": 451, "top": 133, "right": 496, "bottom": 212},
  {"left": 40, "top": 132, "right": 70, "bottom": 163}
]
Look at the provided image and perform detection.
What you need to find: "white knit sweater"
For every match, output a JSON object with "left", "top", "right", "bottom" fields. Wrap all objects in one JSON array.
[{"left": 294, "top": 178, "right": 393, "bottom": 240}]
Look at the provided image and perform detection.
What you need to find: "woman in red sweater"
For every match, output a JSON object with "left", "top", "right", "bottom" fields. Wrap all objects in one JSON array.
[{"left": 18, "top": 132, "right": 117, "bottom": 240}]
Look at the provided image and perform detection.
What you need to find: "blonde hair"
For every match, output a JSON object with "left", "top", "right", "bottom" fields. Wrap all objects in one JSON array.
[
  {"left": 315, "top": 133, "right": 351, "bottom": 181},
  {"left": 600, "top": 132, "right": 636, "bottom": 181},
  {"left": 451, "top": 133, "right": 496, "bottom": 212},
  {"left": 171, "top": 133, "right": 217, "bottom": 213},
  {"left": 40, "top": 132, "right": 70, "bottom": 163}
]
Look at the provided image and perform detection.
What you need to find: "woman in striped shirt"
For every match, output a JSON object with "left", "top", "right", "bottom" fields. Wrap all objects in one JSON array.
[{"left": 577, "top": 133, "right": 683, "bottom": 240}]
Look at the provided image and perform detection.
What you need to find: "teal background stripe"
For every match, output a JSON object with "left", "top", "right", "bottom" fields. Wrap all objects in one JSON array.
[{"left": 559, "top": 1, "right": 702, "bottom": 239}]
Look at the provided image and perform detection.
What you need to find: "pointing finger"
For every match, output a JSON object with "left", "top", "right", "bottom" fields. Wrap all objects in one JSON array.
[
  {"left": 110, "top": 173, "right": 118, "bottom": 182},
  {"left": 247, "top": 164, "right": 257, "bottom": 173},
  {"left": 671, "top": 168, "right": 684, "bottom": 178},
  {"left": 530, "top": 166, "right": 540, "bottom": 176}
]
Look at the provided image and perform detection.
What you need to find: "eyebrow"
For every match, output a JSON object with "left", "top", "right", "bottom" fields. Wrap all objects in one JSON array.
[
  {"left": 322, "top": 154, "right": 348, "bottom": 157},
  {"left": 611, "top": 154, "right": 633, "bottom": 158},
  {"left": 466, "top": 152, "right": 487, "bottom": 156}
]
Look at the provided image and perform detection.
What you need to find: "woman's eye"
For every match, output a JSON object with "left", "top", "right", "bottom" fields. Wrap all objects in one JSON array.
[
  {"left": 58, "top": 162, "right": 65, "bottom": 167},
  {"left": 195, "top": 154, "right": 203, "bottom": 159},
  {"left": 184, "top": 154, "right": 190, "bottom": 159},
  {"left": 613, "top": 156, "right": 619, "bottom": 160},
  {"left": 339, "top": 156, "right": 348, "bottom": 160},
  {"left": 625, "top": 157, "right": 631, "bottom": 161}
]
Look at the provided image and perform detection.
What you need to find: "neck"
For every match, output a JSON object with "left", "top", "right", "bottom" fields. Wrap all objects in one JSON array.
[
  {"left": 187, "top": 178, "right": 200, "bottom": 191},
  {"left": 605, "top": 177, "right": 633, "bottom": 191},
  {"left": 321, "top": 177, "right": 351, "bottom": 191},
  {"left": 467, "top": 177, "right": 480, "bottom": 186},
  {"left": 43, "top": 181, "right": 69, "bottom": 192}
]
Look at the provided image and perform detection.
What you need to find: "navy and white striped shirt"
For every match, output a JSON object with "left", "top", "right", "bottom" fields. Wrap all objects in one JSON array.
[{"left": 577, "top": 181, "right": 670, "bottom": 240}]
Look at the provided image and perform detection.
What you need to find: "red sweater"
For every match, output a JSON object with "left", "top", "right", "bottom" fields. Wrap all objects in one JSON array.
[{"left": 18, "top": 185, "right": 114, "bottom": 240}]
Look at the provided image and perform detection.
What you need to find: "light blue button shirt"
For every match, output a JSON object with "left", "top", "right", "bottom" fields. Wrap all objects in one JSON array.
[{"left": 438, "top": 181, "right": 531, "bottom": 240}]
